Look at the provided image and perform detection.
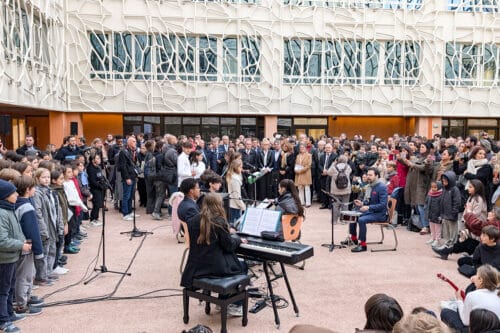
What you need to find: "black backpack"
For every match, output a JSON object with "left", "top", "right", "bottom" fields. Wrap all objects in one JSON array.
[{"left": 335, "top": 164, "right": 349, "bottom": 189}]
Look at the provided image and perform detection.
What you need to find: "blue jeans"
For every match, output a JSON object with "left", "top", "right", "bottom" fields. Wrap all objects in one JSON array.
[
  {"left": 417, "top": 205, "right": 429, "bottom": 228},
  {"left": 0, "top": 263, "right": 16, "bottom": 324},
  {"left": 229, "top": 208, "right": 241, "bottom": 225},
  {"left": 121, "top": 179, "right": 136, "bottom": 216}
]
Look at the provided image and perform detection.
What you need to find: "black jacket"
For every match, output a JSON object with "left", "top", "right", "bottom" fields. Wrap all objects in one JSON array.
[
  {"left": 239, "top": 149, "right": 258, "bottom": 173},
  {"left": 117, "top": 148, "right": 137, "bottom": 181},
  {"left": 181, "top": 215, "right": 242, "bottom": 289},
  {"left": 473, "top": 243, "right": 500, "bottom": 270},
  {"left": 440, "top": 171, "right": 462, "bottom": 221},
  {"left": 55, "top": 145, "right": 81, "bottom": 162},
  {"left": 87, "top": 163, "right": 106, "bottom": 191}
]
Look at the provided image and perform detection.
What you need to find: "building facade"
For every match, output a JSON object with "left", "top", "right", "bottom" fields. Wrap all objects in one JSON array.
[{"left": 0, "top": 0, "right": 499, "bottom": 148}]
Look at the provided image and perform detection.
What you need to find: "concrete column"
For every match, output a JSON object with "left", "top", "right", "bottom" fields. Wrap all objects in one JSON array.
[{"left": 264, "top": 115, "right": 278, "bottom": 138}]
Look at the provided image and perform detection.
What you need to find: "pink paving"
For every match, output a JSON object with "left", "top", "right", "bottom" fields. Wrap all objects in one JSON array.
[{"left": 19, "top": 204, "right": 465, "bottom": 333}]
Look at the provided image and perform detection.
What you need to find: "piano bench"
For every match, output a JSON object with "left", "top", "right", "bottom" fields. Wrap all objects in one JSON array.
[{"left": 183, "top": 275, "right": 250, "bottom": 333}]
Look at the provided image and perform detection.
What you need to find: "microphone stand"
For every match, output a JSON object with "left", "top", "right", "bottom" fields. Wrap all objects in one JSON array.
[
  {"left": 85, "top": 177, "right": 131, "bottom": 284},
  {"left": 121, "top": 175, "right": 153, "bottom": 240}
]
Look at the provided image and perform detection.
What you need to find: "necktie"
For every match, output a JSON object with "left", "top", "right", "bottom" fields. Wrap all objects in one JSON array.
[{"left": 324, "top": 154, "right": 329, "bottom": 169}]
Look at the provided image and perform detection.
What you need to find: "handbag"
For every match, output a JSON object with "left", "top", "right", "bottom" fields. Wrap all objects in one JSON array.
[{"left": 408, "top": 209, "right": 422, "bottom": 232}]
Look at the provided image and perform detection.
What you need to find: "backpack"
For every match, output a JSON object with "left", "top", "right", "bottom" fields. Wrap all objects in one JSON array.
[
  {"left": 335, "top": 164, "right": 349, "bottom": 189},
  {"left": 145, "top": 154, "right": 157, "bottom": 178}
]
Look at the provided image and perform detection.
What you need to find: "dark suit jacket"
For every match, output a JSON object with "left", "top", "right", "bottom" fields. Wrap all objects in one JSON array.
[
  {"left": 258, "top": 150, "right": 274, "bottom": 170},
  {"left": 180, "top": 215, "right": 243, "bottom": 289},
  {"left": 239, "top": 149, "right": 258, "bottom": 173},
  {"left": 177, "top": 197, "right": 200, "bottom": 223},
  {"left": 319, "top": 152, "right": 337, "bottom": 175}
]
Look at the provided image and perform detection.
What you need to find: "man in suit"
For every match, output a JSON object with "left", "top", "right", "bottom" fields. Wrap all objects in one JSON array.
[
  {"left": 257, "top": 139, "right": 274, "bottom": 201},
  {"left": 346, "top": 167, "right": 388, "bottom": 253},
  {"left": 271, "top": 140, "right": 282, "bottom": 198},
  {"left": 239, "top": 139, "right": 258, "bottom": 201},
  {"left": 319, "top": 143, "right": 337, "bottom": 209},
  {"left": 177, "top": 178, "right": 201, "bottom": 224}
]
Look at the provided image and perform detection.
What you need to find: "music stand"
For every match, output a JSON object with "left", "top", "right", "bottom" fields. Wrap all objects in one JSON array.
[{"left": 321, "top": 190, "right": 344, "bottom": 252}]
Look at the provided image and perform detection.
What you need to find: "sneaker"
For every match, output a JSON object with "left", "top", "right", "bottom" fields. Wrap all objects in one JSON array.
[
  {"left": 151, "top": 213, "right": 163, "bottom": 220},
  {"left": 48, "top": 274, "right": 59, "bottom": 281},
  {"left": 227, "top": 304, "right": 243, "bottom": 317},
  {"left": 15, "top": 305, "right": 42, "bottom": 316},
  {"left": 90, "top": 219, "right": 102, "bottom": 226},
  {"left": 53, "top": 266, "right": 68, "bottom": 275},
  {"left": 33, "top": 279, "right": 53, "bottom": 287},
  {"left": 426, "top": 238, "right": 434, "bottom": 245},
  {"left": 31, "top": 285, "right": 39, "bottom": 291},
  {"left": 0, "top": 322, "right": 20, "bottom": 333},
  {"left": 340, "top": 239, "right": 358, "bottom": 246},
  {"left": 10, "top": 313, "right": 25, "bottom": 323},
  {"left": 27, "top": 296, "right": 44, "bottom": 306},
  {"left": 431, "top": 240, "right": 440, "bottom": 247},
  {"left": 419, "top": 227, "right": 430, "bottom": 235},
  {"left": 123, "top": 215, "right": 133, "bottom": 221}
]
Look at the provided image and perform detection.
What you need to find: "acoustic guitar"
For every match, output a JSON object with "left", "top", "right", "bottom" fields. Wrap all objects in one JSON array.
[{"left": 437, "top": 273, "right": 466, "bottom": 299}]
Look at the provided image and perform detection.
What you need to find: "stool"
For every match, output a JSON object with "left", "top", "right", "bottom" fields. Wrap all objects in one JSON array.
[{"left": 183, "top": 274, "right": 250, "bottom": 333}]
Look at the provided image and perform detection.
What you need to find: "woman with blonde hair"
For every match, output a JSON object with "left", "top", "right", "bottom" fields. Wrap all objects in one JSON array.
[
  {"left": 393, "top": 312, "right": 449, "bottom": 333},
  {"left": 226, "top": 159, "right": 246, "bottom": 224},
  {"left": 294, "top": 143, "right": 312, "bottom": 207}
]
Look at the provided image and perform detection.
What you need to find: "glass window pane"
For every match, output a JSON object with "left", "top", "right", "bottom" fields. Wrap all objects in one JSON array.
[
  {"left": 324, "top": 40, "right": 342, "bottom": 83},
  {"left": 221, "top": 117, "right": 237, "bottom": 125},
  {"left": 303, "top": 40, "right": 322, "bottom": 83},
  {"left": 199, "top": 37, "right": 217, "bottom": 81},
  {"left": 461, "top": 44, "right": 478, "bottom": 85},
  {"left": 240, "top": 118, "right": 256, "bottom": 125},
  {"left": 178, "top": 36, "right": 195, "bottom": 80},
  {"left": 364, "top": 41, "right": 379, "bottom": 84},
  {"left": 134, "top": 34, "right": 151, "bottom": 79},
  {"left": 90, "top": 32, "right": 109, "bottom": 78},
  {"left": 343, "top": 40, "right": 362, "bottom": 84},
  {"left": 113, "top": 32, "right": 132, "bottom": 79},
  {"left": 483, "top": 44, "right": 497, "bottom": 86},
  {"left": 384, "top": 41, "right": 402, "bottom": 84},
  {"left": 183, "top": 117, "right": 200, "bottom": 125},
  {"left": 164, "top": 116, "right": 182, "bottom": 125},
  {"left": 445, "top": 43, "right": 459, "bottom": 85},
  {"left": 223, "top": 38, "right": 238, "bottom": 81},
  {"left": 404, "top": 41, "right": 420, "bottom": 84},
  {"left": 202, "top": 117, "right": 219, "bottom": 125},
  {"left": 156, "top": 34, "right": 176, "bottom": 80},
  {"left": 241, "top": 37, "right": 261, "bottom": 82}
]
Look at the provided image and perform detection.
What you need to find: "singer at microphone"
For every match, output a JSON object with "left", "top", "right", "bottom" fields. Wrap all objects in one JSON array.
[{"left": 225, "top": 159, "right": 246, "bottom": 224}]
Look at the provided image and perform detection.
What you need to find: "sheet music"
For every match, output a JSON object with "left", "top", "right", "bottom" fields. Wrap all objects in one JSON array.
[{"left": 240, "top": 207, "right": 281, "bottom": 237}]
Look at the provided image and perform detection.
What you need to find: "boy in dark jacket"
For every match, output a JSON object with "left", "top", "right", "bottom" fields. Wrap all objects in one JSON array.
[
  {"left": 436, "top": 171, "right": 462, "bottom": 249},
  {"left": 424, "top": 181, "right": 443, "bottom": 247},
  {"left": 458, "top": 225, "right": 500, "bottom": 278},
  {"left": 13, "top": 176, "right": 44, "bottom": 316},
  {"left": 0, "top": 179, "right": 31, "bottom": 333}
]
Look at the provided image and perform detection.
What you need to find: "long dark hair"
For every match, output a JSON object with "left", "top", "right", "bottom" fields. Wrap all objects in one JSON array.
[
  {"left": 469, "top": 179, "right": 487, "bottom": 204},
  {"left": 279, "top": 179, "right": 304, "bottom": 217},
  {"left": 197, "top": 193, "right": 228, "bottom": 245},
  {"left": 364, "top": 293, "right": 404, "bottom": 331}
]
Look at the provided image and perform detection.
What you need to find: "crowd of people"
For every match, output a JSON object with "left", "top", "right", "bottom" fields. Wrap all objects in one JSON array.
[{"left": 1, "top": 130, "right": 500, "bottom": 332}]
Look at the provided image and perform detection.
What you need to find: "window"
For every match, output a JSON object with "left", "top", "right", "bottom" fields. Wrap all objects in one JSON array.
[
  {"left": 156, "top": 34, "right": 176, "bottom": 80},
  {"left": 384, "top": 41, "right": 420, "bottom": 85},
  {"left": 284, "top": 39, "right": 382, "bottom": 85},
  {"left": 134, "top": 34, "right": 152, "bottom": 79},
  {"left": 445, "top": 42, "right": 500, "bottom": 87},
  {"left": 198, "top": 37, "right": 217, "bottom": 81},
  {"left": 113, "top": 32, "right": 133, "bottom": 79},
  {"left": 241, "top": 37, "right": 261, "bottom": 82},
  {"left": 283, "top": 0, "right": 422, "bottom": 9},
  {"left": 90, "top": 32, "right": 110, "bottom": 79},
  {"left": 178, "top": 36, "right": 196, "bottom": 80},
  {"left": 448, "top": 0, "right": 499, "bottom": 12}
]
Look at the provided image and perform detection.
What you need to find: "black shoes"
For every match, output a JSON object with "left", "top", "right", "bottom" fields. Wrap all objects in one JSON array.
[
  {"left": 351, "top": 245, "right": 367, "bottom": 253},
  {"left": 341, "top": 239, "right": 358, "bottom": 246},
  {"left": 432, "top": 246, "right": 452, "bottom": 260}
]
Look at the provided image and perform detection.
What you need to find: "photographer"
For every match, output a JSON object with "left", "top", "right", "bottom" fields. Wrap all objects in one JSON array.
[{"left": 87, "top": 153, "right": 107, "bottom": 226}]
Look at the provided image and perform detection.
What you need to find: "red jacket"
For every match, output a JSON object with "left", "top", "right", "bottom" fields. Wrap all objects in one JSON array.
[{"left": 464, "top": 212, "right": 500, "bottom": 237}]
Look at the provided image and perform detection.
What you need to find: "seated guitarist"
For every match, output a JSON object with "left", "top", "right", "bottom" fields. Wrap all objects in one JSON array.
[{"left": 345, "top": 167, "right": 388, "bottom": 253}]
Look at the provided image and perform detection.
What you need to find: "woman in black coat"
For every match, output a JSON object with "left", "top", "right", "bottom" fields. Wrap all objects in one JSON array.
[
  {"left": 87, "top": 153, "right": 107, "bottom": 224},
  {"left": 181, "top": 193, "right": 246, "bottom": 289},
  {"left": 464, "top": 146, "right": 493, "bottom": 210}
]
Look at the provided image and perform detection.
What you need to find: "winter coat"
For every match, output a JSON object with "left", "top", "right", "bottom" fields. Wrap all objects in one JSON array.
[
  {"left": 33, "top": 185, "right": 57, "bottom": 241},
  {"left": 432, "top": 159, "right": 453, "bottom": 182},
  {"left": 464, "top": 163, "right": 493, "bottom": 210},
  {"left": 294, "top": 152, "right": 312, "bottom": 186},
  {"left": 440, "top": 171, "right": 462, "bottom": 221},
  {"left": 464, "top": 212, "right": 500, "bottom": 237},
  {"left": 404, "top": 155, "right": 433, "bottom": 206},
  {"left": 327, "top": 162, "right": 352, "bottom": 196},
  {"left": 0, "top": 200, "right": 25, "bottom": 264},
  {"left": 15, "top": 198, "right": 43, "bottom": 258},
  {"left": 424, "top": 189, "right": 443, "bottom": 223},
  {"left": 465, "top": 195, "right": 488, "bottom": 223}
]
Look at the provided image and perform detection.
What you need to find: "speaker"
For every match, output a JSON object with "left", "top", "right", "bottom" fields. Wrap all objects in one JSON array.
[{"left": 70, "top": 122, "right": 78, "bottom": 135}]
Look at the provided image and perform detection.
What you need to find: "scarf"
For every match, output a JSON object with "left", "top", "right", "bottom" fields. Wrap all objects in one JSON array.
[
  {"left": 364, "top": 178, "right": 383, "bottom": 202},
  {"left": 466, "top": 158, "right": 489, "bottom": 175}
]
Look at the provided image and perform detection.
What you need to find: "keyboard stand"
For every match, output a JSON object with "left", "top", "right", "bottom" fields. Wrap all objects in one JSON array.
[{"left": 262, "top": 260, "right": 300, "bottom": 329}]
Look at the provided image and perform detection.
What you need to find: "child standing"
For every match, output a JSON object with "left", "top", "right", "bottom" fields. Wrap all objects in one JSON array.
[
  {"left": 63, "top": 164, "right": 88, "bottom": 254},
  {"left": 226, "top": 159, "right": 245, "bottom": 224},
  {"left": 0, "top": 179, "right": 31, "bottom": 333},
  {"left": 33, "top": 168, "right": 59, "bottom": 286},
  {"left": 437, "top": 171, "right": 462, "bottom": 249},
  {"left": 50, "top": 169, "right": 70, "bottom": 271},
  {"left": 13, "top": 176, "right": 43, "bottom": 316},
  {"left": 424, "top": 181, "right": 443, "bottom": 247}
]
